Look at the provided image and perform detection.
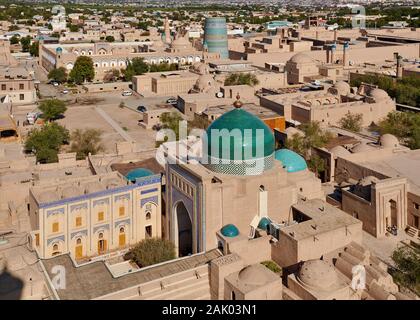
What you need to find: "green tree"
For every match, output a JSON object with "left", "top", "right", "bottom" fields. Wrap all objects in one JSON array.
[
  {"left": 68, "top": 24, "right": 79, "bottom": 32},
  {"left": 20, "top": 36, "right": 31, "bottom": 52},
  {"left": 8, "top": 25, "right": 19, "bottom": 31},
  {"left": 103, "top": 68, "right": 120, "bottom": 82},
  {"left": 39, "top": 99, "right": 67, "bottom": 121},
  {"left": 105, "top": 35, "right": 115, "bottom": 42},
  {"left": 123, "top": 57, "right": 149, "bottom": 81},
  {"left": 48, "top": 67, "right": 68, "bottom": 83},
  {"left": 70, "top": 128, "right": 104, "bottom": 160},
  {"left": 29, "top": 40, "right": 39, "bottom": 56},
  {"left": 9, "top": 35, "right": 19, "bottom": 45},
  {"left": 128, "top": 238, "right": 176, "bottom": 267},
  {"left": 339, "top": 112, "right": 363, "bottom": 132},
  {"left": 69, "top": 56, "right": 95, "bottom": 84},
  {"left": 390, "top": 245, "right": 420, "bottom": 296},
  {"left": 24, "top": 122, "right": 70, "bottom": 163},
  {"left": 156, "top": 111, "right": 184, "bottom": 147},
  {"left": 308, "top": 154, "right": 326, "bottom": 178},
  {"left": 224, "top": 73, "right": 259, "bottom": 86},
  {"left": 286, "top": 121, "right": 333, "bottom": 159}
]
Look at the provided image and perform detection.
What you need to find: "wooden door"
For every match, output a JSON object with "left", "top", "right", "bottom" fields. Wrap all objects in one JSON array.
[
  {"left": 75, "top": 245, "right": 83, "bottom": 259},
  {"left": 119, "top": 233, "right": 126, "bottom": 247}
]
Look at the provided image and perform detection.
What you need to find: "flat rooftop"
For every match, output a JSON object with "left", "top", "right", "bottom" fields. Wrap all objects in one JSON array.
[
  {"left": 30, "top": 171, "right": 129, "bottom": 207},
  {"left": 357, "top": 149, "right": 420, "bottom": 194},
  {"left": 281, "top": 199, "right": 361, "bottom": 241},
  {"left": 41, "top": 249, "right": 222, "bottom": 300}
]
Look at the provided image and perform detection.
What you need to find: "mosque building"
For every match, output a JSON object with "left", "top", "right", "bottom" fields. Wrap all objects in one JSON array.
[{"left": 164, "top": 95, "right": 323, "bottom": 257}]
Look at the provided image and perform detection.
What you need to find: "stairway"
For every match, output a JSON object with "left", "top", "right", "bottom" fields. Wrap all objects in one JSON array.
[
  {"left": 129, "top": 265, "right": 211, "bottom": 300},
  {"left": 406, "top": 226, "right": 419, "bottom": 238}
]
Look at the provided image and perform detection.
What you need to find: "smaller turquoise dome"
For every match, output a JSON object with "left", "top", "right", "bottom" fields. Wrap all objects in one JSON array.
[
  {"left": 275, "top": 149, "right": 307, "bottom": 173},
  {"left": 258, "top": 217, "right": 271, "bottom": 230},
  {"left": 125, "top": 168, "right": 154, "bottom": 183},
  {"left": 56, "top": 47, "right": 63, "bottom": 53},
  {"left": 221, "top": 224, "right": 239, "bottom": 237}
]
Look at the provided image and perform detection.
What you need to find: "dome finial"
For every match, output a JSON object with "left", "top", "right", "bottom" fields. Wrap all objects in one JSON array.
[{"left": 233, "top": 93, "right": 242, "bottom": 108}]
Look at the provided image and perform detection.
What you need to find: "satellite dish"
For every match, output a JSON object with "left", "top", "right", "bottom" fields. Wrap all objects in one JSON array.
[{"left": 216, "top": 91, "right": 223, "bottom": 98}]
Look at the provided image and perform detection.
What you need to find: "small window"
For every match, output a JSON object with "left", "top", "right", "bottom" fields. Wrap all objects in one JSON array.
[
  {"left": 52, "top": 222, "right": 59, "bottom": 233},
  {"left": 53, "top": 244, "right": 58, "bottom": 251},
  {"left": 75, "top": 216, "right": 82, "bottom": 227},
  {"left": 19, "top": 83, "right": 24, "bottom": 90},
  {"left": 119, "top": 206, "right": 125, "bottom": 217},
  {"left": 19, "top": 94, "right": 24, "bottom": 100},
  {"left": 98, "top": 211, "right": 104, "bottom": 221},
  {"left": 1, "top": 84, "right": 5, "bottom": 90},
  {"left": 76, "top": 238, "right": 82, "bottom": 245},
  {"left": 145, "top": 225, "right": 152, "bottom": 238},
  {"left": 146, "top": 212, "right": 151, "bottom": 220},
  {"left": 414, "top": 203, "right": 419, "bottom": 210}
]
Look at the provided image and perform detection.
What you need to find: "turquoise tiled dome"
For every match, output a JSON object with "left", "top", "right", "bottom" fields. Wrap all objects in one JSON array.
[
  {"left": 220, "top": 224, "right": 239, "bottom": 237},
  {"left": 125, "top": 168, "right": 154, "bottom": 183},
  {"left": 275, "top": 149, "right": 307, "bottom": 173},
  {"left": 258, "top": 217, "right": 271, "bottom": 230},
  {"left": 202, "top": 104, "right": 275, "bottom": 175}
]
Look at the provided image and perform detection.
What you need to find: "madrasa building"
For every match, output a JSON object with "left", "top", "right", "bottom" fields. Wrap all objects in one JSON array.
[{"left": 163, "top": 96, "right": 324, "bottom": 257}]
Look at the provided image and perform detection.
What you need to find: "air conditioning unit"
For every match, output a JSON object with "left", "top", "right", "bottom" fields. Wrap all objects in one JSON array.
[{"left": 269, "top": 222, "right": 281, "bottom": 240}]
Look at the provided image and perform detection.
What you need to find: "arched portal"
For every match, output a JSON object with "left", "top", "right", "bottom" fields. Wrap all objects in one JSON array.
[{"left": 174, "top": 201, "right": 192, "bottom": 257}]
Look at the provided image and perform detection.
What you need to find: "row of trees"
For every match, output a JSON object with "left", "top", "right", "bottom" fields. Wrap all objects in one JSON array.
[
  {"left": 9, "top": 35, "right": 38, "bottom": 55},
  {"left": 350, "top": 74, "right": 420, "bottom": 107},
  {"left": 48, "top": 56, "right": 182, "bottom": 84},
  {"left": 224, "top": 73, "right": 259, "bottom": 87},
  {"left": 48, "top": 56, "right": 95, "bottom": 84},
  {"left": 122, "top": 57, "right": 178, "bottom": 81},
  {"left": 376, "top": 111, "right": 420, "bottom": 150}
]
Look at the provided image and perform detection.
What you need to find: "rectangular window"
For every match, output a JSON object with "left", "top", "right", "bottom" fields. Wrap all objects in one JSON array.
[
  {"left": 19, "top": 94, "right": 24, "bottom": 100},
  {"left": 75, "top": 216, "right": 82, "bottom": 227},
  {"left": 145, "top": 225, "right": 152, "bottom": 238},
  {"left": 414, "top": 203, "right": 419, "bottom": 210},
  {"left": 119, "top": 206, "right": 125, "bottom": 217},
  {"left": 1, "top": 84, "right": 5, "bottom": 90},
  {"left": 19, "top": 83, "right": 24, "bottom": 90},
  {"left": 52, "top": 222, "right": 59, "bottom": 233},
  {"left": 98, "top": 211, "right": 104, "bottom": 221}
]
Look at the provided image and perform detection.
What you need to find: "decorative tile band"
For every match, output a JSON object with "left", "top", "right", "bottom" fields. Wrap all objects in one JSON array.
[
  {"left": 70, "top": 203, "right": 88, "bottom": 212},
  {"left": 141, "top": 196, "right": 159, "bottom": 207},
  {"left": 140, "top": 188, "right": 158, "bottom": 195},
  {"left": 115, "top": 193, "right": 130, "bottom": 202},
  {"left": 93, "top": 224, "right": 110, "bottom": 234},
  {"left": 70, "top": 229, "right": 88, "bottom": 239},
  {"left": 93, "top": 198, "right": 109, "bottom": 207},
  {"left": 114, "top": 218, "right": 131, "bottom": 228},
  {"left": 46, "top": 208, "right": 65, "bottom": 217},
  {"left": 47, "top": 235, "right": 65, "bottom": 246}
]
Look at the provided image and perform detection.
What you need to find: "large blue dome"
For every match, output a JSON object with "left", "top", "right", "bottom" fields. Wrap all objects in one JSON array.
[
  {"left": 275, "top": 149, "right": 307, "bottom": 173},
  {"left": 202, "top": 100, "right": 275, "bottom": 176}
]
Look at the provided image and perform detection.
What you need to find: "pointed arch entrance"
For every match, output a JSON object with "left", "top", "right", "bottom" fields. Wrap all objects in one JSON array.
[{"left": 174, "top": 201, "right": 193, "bottom": 257}]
